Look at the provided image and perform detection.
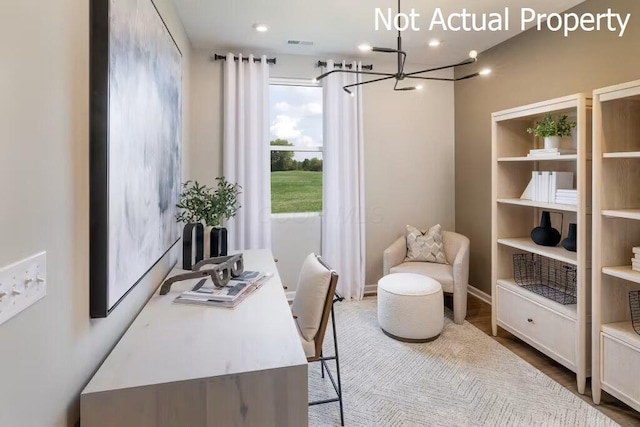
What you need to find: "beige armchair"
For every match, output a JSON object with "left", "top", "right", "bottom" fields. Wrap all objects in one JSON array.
[{"left": 383, "top": 231, "right": 470, "bottom": 324}]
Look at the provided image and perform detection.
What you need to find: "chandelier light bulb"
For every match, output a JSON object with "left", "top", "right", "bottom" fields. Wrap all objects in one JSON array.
[
  {"left": 428, "top": 39, "right": 441, "bottom": 47},
  {"left": 358, "top": 43, "right": 373, "bottom": 52},
  {"left": 480, "top": 68, "right": 492, "bottom": 76},
  {"left": 252, "top": 23, "right": 269, "bottom": 32},
  {"left": 469, "top": 50, "right": 478, "bottom": 59},
  {"left": 416, "top": 84, "right": 424, "bottom": 90}
]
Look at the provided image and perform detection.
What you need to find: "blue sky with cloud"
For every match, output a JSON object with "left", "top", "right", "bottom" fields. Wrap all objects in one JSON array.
[{"left": 269, "top": 85, "right": 323, "bottom": 160}]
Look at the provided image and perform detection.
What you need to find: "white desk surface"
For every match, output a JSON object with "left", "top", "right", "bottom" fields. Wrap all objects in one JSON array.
[{"left": 83, "top": 249, "right": 307, "bottom": 395}]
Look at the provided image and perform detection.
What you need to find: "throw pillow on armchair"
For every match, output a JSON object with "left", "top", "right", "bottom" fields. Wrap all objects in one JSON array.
[{"left": 404, "top": 224, "right": 448, "bottom": 264}]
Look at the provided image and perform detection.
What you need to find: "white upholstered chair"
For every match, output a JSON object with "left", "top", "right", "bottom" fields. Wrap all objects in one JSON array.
[
  {"left": 291, "top": 253, "right": 344, "bottom": 426},
  {"left": 383, "top": 231, "right": 470, "bottom": 324}
]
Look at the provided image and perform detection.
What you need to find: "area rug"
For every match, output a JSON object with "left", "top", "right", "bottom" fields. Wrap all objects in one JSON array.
[{"left": 309, "top": 297, "right": 616, "bottom": 427}]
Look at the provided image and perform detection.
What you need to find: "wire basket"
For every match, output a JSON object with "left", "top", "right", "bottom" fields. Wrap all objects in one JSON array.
[
  {"left": 630, "top": 291, "right": 640, "bottom": 335},
  {"left": 512, "top": 253, "right": 577, "bottom": 305}
]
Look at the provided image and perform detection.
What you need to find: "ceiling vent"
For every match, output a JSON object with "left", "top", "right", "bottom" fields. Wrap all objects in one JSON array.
[{"left": 287, "top": 40, "right": 314, "bottom": 46}]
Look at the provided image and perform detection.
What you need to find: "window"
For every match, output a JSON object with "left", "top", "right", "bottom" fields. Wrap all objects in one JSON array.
[{"left": 269, "top": 79, "right": 323, "bottom": 214}]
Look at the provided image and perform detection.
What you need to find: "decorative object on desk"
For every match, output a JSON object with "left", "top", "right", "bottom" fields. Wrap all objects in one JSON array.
[
  {"left": 159, "top": 254, "right": 244, "bottom": 295},
  {"left": 531, "top": 211, "right": 562, "bottom": 247},
  {"left": 182, "top": 223, "right": 204, "bottom": 270},
  {"left": 89, "top": 0, "right": 183, "bottom": 318},
  {"left": 176, "top": 178, "right": 241, "bottom": 257},
  {"left": 562, "top": 223, "right": 577, "bottom": 252},
  {"left": 527, "top": 114, "right": 576, "bottom": 150},
  {"left": 630, "top": 291, "right": 640, "bottom": 335},
  {"left": 513, "top": 253, "right": 577, "bottom": 305}
]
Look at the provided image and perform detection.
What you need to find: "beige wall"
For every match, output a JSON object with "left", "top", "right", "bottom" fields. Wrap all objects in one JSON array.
[
  {"left": 188, "top": 52, "right": 455, "bottom": 287},
  {"left": 0, "top": 1, "right": 191, "bottom": 425},
  {"left": 455, "top": 0, "right": 640, "bottom": 295}
]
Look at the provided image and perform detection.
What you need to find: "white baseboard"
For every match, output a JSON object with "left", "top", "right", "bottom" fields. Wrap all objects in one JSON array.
[
  {"left": 468, "top": 285, "right": 492, "bottom": 305},
  {"left": 364, "top": 284, "right": 377, "bottom": 296}
]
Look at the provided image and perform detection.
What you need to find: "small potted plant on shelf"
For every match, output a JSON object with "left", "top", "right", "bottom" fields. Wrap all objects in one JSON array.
[
  {"left": 527, "top": 113, "right": 577, "bottom": 149},
  {"left": 176, "top": 178, "right": 241, "bottom": 259}
]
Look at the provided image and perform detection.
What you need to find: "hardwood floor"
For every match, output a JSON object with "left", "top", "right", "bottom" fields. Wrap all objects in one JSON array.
[{"left": 455, "top": 294, "right": 640, "bottom": 427}]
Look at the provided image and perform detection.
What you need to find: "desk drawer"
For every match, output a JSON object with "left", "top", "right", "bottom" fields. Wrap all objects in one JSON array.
[{"left": 497, "top": 284, "right": 576, "bottom": 366}]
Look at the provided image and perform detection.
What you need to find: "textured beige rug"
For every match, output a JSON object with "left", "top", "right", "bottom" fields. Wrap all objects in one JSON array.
[{"left": 309, "top": 297, "right": 616, "bottom": 427}]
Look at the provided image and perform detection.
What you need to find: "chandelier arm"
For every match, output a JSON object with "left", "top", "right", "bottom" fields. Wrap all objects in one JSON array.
[
  {"left": 406, "top": 76, "right": 455, "bottom": 82},
  {"left": 315, "top": 68, "right": 395, "bottom": 82},
  {"left": 454, "top": 72, "right": 481, "bottom": 81},
  {"left": 342, "top": 75, "right": 397, "bottom": 93},
  {"left": 403, "top": 58, "right": 477, "bottom": 78}
]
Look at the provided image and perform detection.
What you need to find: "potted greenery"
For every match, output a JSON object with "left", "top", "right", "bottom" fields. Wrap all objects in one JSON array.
[
  {"left": 176, "top": 178, "right": 241, "bottom": 257},
  {"left": 527, "top": 114, "right": 576, "bottom": 149}
]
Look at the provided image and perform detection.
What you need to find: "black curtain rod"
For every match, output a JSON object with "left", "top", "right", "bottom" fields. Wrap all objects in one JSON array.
[
  {"left": 213, "top": 54, "right": 277, "bottom": 65},
  {"left": 316, "top": 61, "right": 373, "bottom": 71}
]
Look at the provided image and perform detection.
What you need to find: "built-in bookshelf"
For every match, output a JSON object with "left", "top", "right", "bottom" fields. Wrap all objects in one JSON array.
[
  {"left": 491, "top": 94, "right": 592, "bottom": 394},
  {"left": 592, "top": 80, "right": 640, "bottom": 412}
]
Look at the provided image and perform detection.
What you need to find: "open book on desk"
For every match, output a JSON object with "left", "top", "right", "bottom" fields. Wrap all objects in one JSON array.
[{"left": 173, "top": 271, "right": 273, "bottom": 308}]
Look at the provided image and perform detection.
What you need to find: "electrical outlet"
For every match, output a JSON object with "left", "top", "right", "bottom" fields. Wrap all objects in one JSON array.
[{"left": 0, "top": 252, "right": 47, "bottom": 326}]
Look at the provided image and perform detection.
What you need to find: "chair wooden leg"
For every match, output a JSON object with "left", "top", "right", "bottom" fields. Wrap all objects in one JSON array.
[{"left": 320, "top": 350, "right": 325, "bottom": 378}]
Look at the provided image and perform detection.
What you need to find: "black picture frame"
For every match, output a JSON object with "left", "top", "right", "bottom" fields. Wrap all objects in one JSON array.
[{"left": 89, "top": 0, "right": 182, "bottom": 318}]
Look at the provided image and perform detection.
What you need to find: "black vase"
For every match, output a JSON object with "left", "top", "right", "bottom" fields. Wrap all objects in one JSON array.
[
  {"left": 210, "top": 227, "right": 228, "bottom": 257},
  {"left": 531, "top": 211, "right": 561, "bottom": 247},
  {"left": 562, "top": 223, "right": 577, "bottom": 252},
  {"left": 182, "top": 223, "right": 204, "bottom": 270}
]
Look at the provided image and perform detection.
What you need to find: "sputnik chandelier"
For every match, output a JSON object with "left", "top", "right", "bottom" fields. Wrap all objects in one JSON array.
[{"left": 314, "top": 0, "right": 491, "bottom": 94}]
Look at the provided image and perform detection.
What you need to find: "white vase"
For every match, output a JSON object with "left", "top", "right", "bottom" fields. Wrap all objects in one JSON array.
[{"left": 544, "top": 136, "right": 562, "bottom": 149}]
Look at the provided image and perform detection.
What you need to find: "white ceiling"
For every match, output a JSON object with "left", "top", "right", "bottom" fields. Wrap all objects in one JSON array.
[{"left": 174, "top": 0, "right": 584, "bottom": 66}]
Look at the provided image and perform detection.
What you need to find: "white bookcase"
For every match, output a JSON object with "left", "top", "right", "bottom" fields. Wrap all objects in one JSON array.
[
  {"left": 592, "top": 80, "right": 640, "bottom": 411},
  {"left": 491, "top": 94, "right": 592, "bottom": 394}
]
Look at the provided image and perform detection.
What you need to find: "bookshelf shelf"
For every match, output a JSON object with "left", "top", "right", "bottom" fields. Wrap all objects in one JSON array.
[
  {"left": 498, "top": 237, "right": 578, "bottom": 265},
  {"left": 592, "top": 79, "right": 640, "bottom": 410},
  {"left": 492, "top": 93, "right": 591, "bottom": 395},
  {"left": 602, "top": 266, "right": 640, "bottom": 285},
  {"left": 603, "top": 151, "right": 640, "bottom": 159},
  {"left": 498, "top": 155, "right": 578, "bottom": 162},
  {"left": 497, "top": 198, "right": 578, "bottom": 212},
  {"left": 602, "top": 209, "right": 640, "bottom": 221}
]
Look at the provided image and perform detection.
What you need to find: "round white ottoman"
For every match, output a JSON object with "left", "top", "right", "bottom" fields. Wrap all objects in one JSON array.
[{"left": 377, "top": 273, "right": 444, "bottom": 342}]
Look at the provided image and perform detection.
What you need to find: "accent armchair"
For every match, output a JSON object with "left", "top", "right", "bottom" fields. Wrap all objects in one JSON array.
[{"left": 383, "top": 231, "right": 470, "bottom": 324}]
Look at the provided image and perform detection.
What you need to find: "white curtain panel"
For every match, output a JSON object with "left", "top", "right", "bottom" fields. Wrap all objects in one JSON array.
[
  {"left": 322, "top": 61, "right": 366, "bottom": 301},
  {"left": 223, "top": 53, "right": 271, "bottom": 251}
]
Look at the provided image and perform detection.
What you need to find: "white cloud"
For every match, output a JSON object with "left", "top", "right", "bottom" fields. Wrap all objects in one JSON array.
[
  {"left": 299, "top": 102, "right": 322, "bottom": 116},
  {"left": 270, "top": 115, "right": 301, "bottom": 140},
  {"left": 274, "top": 101, "right": 291, "bottom": 112}
]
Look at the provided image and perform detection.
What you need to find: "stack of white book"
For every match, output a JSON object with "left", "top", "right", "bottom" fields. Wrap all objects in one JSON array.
[
  {"left": 633, "top": 247, "right": 640, "bottom": 272},
  {"left": 555, "top": 189, "right": 578, "bottom": 205},
  {"left": 174, "top": 271, "right": 272, "bottom": 308},
  {"left": 520, "top": 171, "right": 574, "bottom": 204},
  {"left": 527, "top": 148, "right": 577, "bottom": 158}
]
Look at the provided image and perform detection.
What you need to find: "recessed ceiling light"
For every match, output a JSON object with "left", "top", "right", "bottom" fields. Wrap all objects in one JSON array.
[
  {"left": 253, "top": 23, "right": 269, "bottom": 32},
  {"left": 358, "top": 43, "right": 373, "bottom": 52},
  {"left": 428, "top": 39, "right": 441, "bottom": 47}
]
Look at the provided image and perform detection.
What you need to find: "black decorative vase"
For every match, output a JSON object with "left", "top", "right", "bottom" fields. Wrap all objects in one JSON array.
[
  {"left": 182, "top": 223, "right": 204, "bottom": 270},
  {"left": 562, "top": 223, "right": 577, "bottom": 252},
  {"left": 210, "top": 227, "right": 228, "bottom": 257},
  {"left": 531, "top": 211, "right": 561, "bottom": 247}
]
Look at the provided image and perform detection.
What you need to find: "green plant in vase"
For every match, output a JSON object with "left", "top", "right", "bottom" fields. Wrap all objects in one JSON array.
[
  {"left": 527, "top": 114, "right": 577, "bottom": 150},
  {"left": 176, "top": 178, "right": 241, "bottom": 257}
]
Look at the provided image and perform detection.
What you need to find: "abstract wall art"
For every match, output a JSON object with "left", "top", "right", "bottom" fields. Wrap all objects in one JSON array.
[{"left": 90, "top": 0, "right": 182, "bottom": 317}]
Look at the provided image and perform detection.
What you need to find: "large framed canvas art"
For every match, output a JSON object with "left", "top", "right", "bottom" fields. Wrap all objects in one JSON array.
[{"left": 90, "top": 0, "right": 182, "bottom": 317}]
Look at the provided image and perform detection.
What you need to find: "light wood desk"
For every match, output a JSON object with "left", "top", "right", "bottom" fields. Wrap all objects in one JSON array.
[{"left": 81, "top": 249, "right": 308, "bottom": 427}]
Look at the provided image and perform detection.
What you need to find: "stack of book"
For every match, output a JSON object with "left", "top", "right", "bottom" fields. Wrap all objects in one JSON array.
[
  {"left": 527, "top": 148, "right": 577, "bottom": 158},
  {"left": 520, "top": 171, "right": 574, "bottom": 204},
  {"left": 555, "top": 189, "right": 578, "bottom": 205},
  {"left": 174, "top": 271, "right": 272, "bottom": 308},
  {"left": 633, "top": 247, "right": 640, "bottom": 272}
]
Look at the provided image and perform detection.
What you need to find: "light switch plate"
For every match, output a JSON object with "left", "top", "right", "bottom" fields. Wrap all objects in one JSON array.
[{"left": 0, "top": 252, "right": 47, "bottom": 325}]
